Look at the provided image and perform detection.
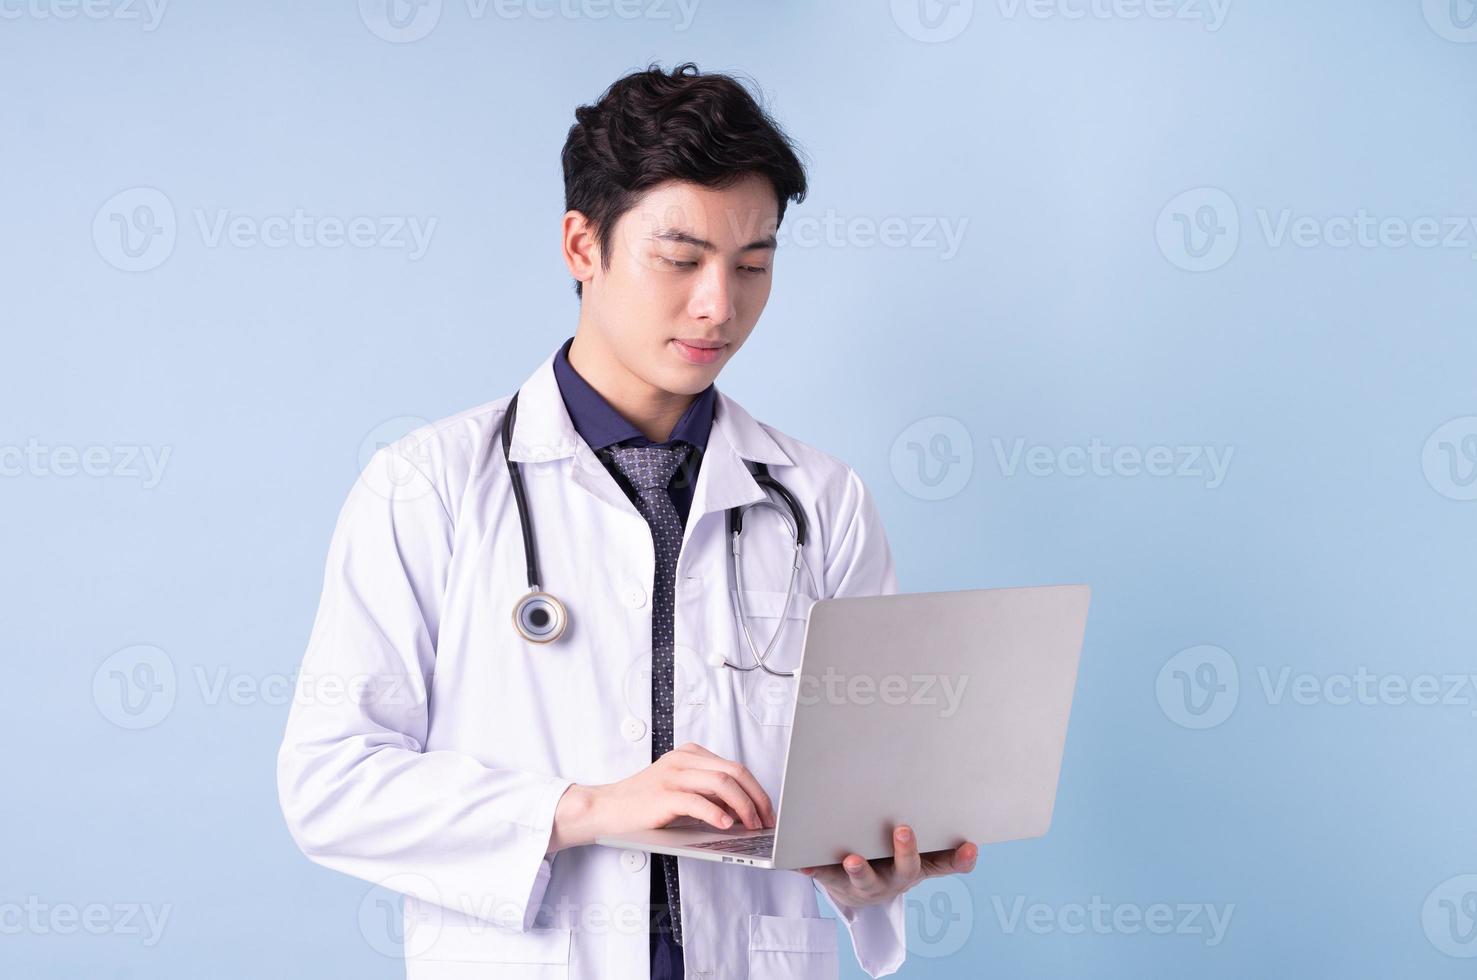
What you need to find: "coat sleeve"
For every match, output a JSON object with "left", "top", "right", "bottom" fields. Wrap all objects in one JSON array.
[
  {"left": 276, "top": 443, "right": 573, "bottom": 931},
  {"left": 815, "top": 466, "right": 910, "bottom": 978}
]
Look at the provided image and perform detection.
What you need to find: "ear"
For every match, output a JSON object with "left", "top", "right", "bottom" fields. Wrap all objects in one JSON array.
[{"left": 561, "top": 210, "right": 599, "bottom": 289}]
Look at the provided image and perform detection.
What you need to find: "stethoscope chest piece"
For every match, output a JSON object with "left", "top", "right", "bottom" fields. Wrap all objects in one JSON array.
[{"left": 513, "top": 590, "right": 568, "bottom": 644}]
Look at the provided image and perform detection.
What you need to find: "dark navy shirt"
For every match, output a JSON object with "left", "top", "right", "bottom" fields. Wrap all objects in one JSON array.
[
  {"left": 552, "top": 335, "right": 716, "bottom": 524},
  {"left": 551, "top": 334, "right": 716, "bottom": 980}
]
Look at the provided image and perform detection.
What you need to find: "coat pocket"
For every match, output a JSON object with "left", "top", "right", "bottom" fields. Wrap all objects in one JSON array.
[
  {"left": 747, "top": 913, "right": 839, "bottom": 980},
  {"left": 729, "top": 588, "right": 816, "bottom": 728},
  {"left": 405, "top": 922, "right": 572, "bottom": 980}
]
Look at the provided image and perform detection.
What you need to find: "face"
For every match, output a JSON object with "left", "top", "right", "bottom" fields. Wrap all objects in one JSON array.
[{"left": 565, "top": 174, "right": 780, "bottom": 397}]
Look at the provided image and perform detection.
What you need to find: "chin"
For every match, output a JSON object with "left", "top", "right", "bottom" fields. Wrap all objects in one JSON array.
[{"left": 652, "top": 361, "right": 720, "bottom": 396}]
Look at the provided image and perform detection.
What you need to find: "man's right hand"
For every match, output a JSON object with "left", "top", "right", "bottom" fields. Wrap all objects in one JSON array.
[{"left": 548, "top": 742, "right": 775, "bottom": 852}]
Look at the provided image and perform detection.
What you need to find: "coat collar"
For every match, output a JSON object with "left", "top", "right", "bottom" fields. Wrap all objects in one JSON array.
[{"left": 506, "top": 348, "right": 793, "bottom": 520}]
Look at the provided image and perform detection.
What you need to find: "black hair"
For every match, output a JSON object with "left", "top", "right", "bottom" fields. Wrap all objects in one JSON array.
[{"left": 560, "top": 62, "right": 809, "bottom": 298}]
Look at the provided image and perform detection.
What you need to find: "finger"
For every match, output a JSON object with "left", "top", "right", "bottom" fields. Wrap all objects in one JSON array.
[
  {"left": 692, "top": 758, "right": 775, "bottom": 827},
  {"left": 892, "top": 825, "right": 921, "bottom": 882},
  {"left": 798, "top": 863, "right": 848, "bottom": 893},
  {"left": 920, "top": 842, "right": 978, "bottom": 877},
  {"left": 841, "top": 853, "right": 881, "bottom": 896},
  {"left": 671, "top": 792, "right": 735, "bottom": 831},
  {"left": 679, "top": 754, "right": 776, "bottom": 827},
  {"left": 680, "top": 770, "right": 763, "bottom": 830}
]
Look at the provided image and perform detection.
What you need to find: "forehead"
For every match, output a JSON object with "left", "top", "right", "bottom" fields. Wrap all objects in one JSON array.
[{"left": 620, "top": 176, "right": 779, "bottom": 246}]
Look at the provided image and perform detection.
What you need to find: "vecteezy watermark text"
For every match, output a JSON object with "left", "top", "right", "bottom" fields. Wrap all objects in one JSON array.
[
  {"left": 1157, "top": 644, "right": 1477, "bottom": 729},
  {"left": 92, "top": 644, "right": 431, "bottom": 731},
  {"left": 0, "top": 440, "right": 171, "bottom": 488},
  {"left": 994, "top": 0, "right": 1230, "bottom": 30},
  {"left": 0, "top": 0, "right": 167, "bottom": 29},
  {"left": 991, "top": 437, "right": 1233, "bottom": 489},
  {"left": 358, "top": 0, "right": 700, "bottom": 43},
  {"left": 0, "top": 898, "right": 171, "bottom": 947},
  {"left": 991, "top": 895, "right": 1234, "bottom": 946},
  {"left": 890, "top": 0, "right": 1231, "bottom": 43},
  {"left": 93, "top": 187, "right": 437, "bottom": 272},
  {"left": 1157, "top": 187, "right": 1477, "bottom": 272},
  {"left": 773, "top": 210, "right": 968, "bottom": 260}
]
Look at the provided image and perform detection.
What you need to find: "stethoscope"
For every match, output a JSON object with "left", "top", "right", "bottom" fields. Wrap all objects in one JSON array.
[{"left": 500, "top": 389, "right": 810, "bottom": 677}]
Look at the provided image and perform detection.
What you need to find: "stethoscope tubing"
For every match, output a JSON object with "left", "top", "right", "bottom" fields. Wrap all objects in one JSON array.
[{"left": 499, "top": 389, "right": 809, "bottom": 674}]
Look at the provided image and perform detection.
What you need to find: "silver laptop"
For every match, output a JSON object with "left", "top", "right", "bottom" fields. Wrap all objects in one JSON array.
[{"left": 597, "top": 583, "right": 1091, "bottom": 870}]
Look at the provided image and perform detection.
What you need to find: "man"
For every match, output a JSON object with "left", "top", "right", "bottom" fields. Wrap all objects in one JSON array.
[{"left": 277, "top": 62, "right": 976, "bottom": 980}]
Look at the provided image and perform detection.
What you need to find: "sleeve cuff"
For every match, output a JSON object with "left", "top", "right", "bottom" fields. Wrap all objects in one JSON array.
[
  {"left": 816, "top": 883, "right": 908, "bottom": 977},
  {"left": 510, "top": 776, "right": 576, "bottom": 931}
]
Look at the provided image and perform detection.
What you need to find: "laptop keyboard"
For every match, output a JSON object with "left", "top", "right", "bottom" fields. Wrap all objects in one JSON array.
[{"left": 690, "top": 832, "right": 775, "bottom": 857}]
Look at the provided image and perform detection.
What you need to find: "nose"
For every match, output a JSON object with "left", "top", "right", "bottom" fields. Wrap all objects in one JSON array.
[{"left": 689, "top": 263, "right": 736, "bottom": 326}]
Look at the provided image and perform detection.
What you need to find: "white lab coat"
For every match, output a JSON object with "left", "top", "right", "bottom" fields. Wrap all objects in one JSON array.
[{"left": 276, "top": 349, "right": 907, "bottom": 979}]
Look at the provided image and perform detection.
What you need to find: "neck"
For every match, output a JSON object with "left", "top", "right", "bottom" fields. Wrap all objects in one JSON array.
[{"left": 567, "top": 328, "right": 695, "bottom": 443}]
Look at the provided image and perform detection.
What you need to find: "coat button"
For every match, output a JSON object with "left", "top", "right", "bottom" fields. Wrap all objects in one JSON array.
[
  {"left": 622, "top": 586, "right": 647, "bottom": 609},
  {"left": 621, "top": 716, "right": 646, "bottom": 741},
  {"left": 620, "top": 850, "right": 648, "bottom": 873}
]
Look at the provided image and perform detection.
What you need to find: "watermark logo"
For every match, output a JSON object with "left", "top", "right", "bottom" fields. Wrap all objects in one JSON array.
[
  {"left": 1156, "top": 187, "right": 1239, "bottom": 272},
  {"left": 906, "top": 877, "right": 975, "bottom": 957},
  {"left": 891, "top": 0, "right": 975, "bottom": 42},
  {"left": 358, "top": 416, "right": 437, "bottom": 502},
  {"left": 93, "top": 645, "right": 431, "bottom": 730},
  {"left": 890, "top": 416, "right": 974, "bottom": 501},
  {"left": 1423, "top": 874, "right": 1477, "bottom": 957},
  {"left": 1159, "top": 646, "right": 1477, "bottom": 727},
  {"left": 93, "top": 187, "right": 176, "bottom": 272},
  {"left": 92, "top": 644, "right": 177, "bottom": 730},
  {"left": 1422, "top": 416, "right": 1477, "bottom": 501},
  {"left": 93, "top": 188, "right": 437, "bottom": 271},
  {"left": 1159, "top": 187, "right": 1477, "bottom": 270},
  {"left": 359, "top": 0, "right": 442, "bottom": 41},
  {"left": 622, "top": 645, "right": 713, "bottom": 730},
  {"left": 1423, "top": 0, "right": 1477, "bottom": 42},
  {"left": 1156, "top": 645, "right": 1238, "bottom": 729},
  {"left": 360, "top": 874, "right": 442, "bottom": 958}
]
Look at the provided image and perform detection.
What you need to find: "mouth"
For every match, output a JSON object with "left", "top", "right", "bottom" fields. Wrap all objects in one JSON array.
[{"left": 671, "top": 338, "right": 727, "bottom": 365}]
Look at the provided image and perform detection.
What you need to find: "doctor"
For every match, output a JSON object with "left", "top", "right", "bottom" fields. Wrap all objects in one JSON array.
[{"left": 276, "top": 62, "right": 977, "bottom": 980}]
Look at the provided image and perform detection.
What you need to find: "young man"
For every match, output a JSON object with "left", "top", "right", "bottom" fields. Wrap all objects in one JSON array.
[{"left": 277, "top": 63, "right": 976, "bottom": 980}]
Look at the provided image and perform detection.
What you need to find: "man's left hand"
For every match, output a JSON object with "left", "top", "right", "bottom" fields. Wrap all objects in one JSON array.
[{"left": 797, "top": 825, "right": 978, "bottom": 908}]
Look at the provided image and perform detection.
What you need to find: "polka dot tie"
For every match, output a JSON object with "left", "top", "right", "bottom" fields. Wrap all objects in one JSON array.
[{"left": 602, "top": 443, "right": 693, "bottom": 947}]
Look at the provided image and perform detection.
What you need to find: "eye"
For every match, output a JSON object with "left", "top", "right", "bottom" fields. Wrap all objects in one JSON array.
[
  {"left": 740, "top": 265, "right": 769, "bottom": 275},
  {"left": 660, "top": 257, "right": 698, "bottom": 269}
]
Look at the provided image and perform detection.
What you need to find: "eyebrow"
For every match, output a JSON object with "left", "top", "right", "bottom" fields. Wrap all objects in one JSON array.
[{"left": 652, "top": 229, "right": 777, "bottom": 253}]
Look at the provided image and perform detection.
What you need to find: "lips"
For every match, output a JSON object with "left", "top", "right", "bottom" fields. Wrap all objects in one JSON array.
[{"left": 672, "top": 338, "right": 726, "bottom": 365}]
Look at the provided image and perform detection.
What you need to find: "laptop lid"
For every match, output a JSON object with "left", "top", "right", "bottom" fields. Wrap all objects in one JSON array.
[{"left": 769, "top": 584, "right": 1090, "bottom": 870}]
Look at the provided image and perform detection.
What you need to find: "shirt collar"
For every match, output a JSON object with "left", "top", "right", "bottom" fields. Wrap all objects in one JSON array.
[{"left": 552, "top": 335, "right": 716, "bottom": 452}]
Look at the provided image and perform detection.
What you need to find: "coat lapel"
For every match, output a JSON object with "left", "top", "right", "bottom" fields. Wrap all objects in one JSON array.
[{"left": 505, "top": 349, "right": 794, "bottom": 524}]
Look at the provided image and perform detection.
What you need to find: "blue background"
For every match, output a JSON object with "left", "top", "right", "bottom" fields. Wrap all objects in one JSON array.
[{"left": 3, "top": 0, "right": 1476, "bottom": 976}]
